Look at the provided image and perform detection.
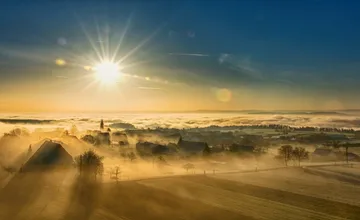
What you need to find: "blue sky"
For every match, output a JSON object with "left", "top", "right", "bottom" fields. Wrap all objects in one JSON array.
[{"left": 0, "top": 0, "right": 360, "bottom": 112}]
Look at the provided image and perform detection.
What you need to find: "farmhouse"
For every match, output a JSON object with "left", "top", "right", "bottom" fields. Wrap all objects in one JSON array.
[
  {"left": 21, "top": 140, "right": 73, "bottom": 172},
  {"left": 177, "top": 137, "right": 209, "bottom": 155}
]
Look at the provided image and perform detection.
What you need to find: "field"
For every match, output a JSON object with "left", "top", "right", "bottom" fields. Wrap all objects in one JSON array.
[{"left": 0, "top": 165, "right": 360, "bottom": 220}]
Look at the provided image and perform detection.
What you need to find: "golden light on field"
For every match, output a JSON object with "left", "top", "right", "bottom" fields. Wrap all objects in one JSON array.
[
  {"left": 93, "top": 61, "right": 121, "bottom": 84},
  {"left": 55, "top": 58, "right": 66, "bottom": 66}
]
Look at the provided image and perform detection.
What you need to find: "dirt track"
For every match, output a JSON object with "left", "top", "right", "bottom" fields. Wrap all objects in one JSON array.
[{"left": 0, "top": 168, "right": 360, "bottom": 220}]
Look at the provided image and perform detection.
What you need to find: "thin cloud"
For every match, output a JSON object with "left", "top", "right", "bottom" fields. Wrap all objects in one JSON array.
[
  {"left": 168, "top": 53, "right": 210, "bottom": 57},
  {"left": 54, "top": 75, "right": 68, "bottom": 79},
  {"left": 138, "top": 87, "right": 163, "bottom": 90}
]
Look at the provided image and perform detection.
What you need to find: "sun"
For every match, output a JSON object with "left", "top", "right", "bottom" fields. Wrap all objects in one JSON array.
[{"left": 93, "top": 61, "right": 121, "bottom": 84}]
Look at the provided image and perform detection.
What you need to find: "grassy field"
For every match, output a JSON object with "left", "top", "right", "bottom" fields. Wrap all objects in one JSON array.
[{"left": 0, "top": 166, "right": 360, "bottom": 220}]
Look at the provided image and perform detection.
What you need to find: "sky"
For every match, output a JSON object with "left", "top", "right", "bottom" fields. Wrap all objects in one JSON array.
[{"left": 1, "top": 0, "right": 360, "bottom": 112}]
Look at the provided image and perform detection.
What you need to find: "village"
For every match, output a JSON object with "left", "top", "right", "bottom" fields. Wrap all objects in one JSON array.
[{"left": 0, "top": 120, "right": 360, "bottom": 219}]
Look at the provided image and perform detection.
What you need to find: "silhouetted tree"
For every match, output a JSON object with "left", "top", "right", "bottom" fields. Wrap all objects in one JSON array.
[
  {"left": 292, "top": 147, "right": 309, "bottom": 166},
  {"left": 331, "top": 140, "right": 341, "bottom": 151},
  {"left": 27, "top": 144, "right": 32, "bottom": 156},
  {"left": 120, "top": 152, "right": 127, "bottom": 162},
  {"left": 183, "top": 163, "right": 195, "bottom": 173},
  {"left": 128, "top": 152, "right": 137, "bottom": 162},
  {"left": 253, "top": 146, "right": 267, "bottom": 168},
  {"left": 343, "top": 143, "right": 350, "bottom": 164},
  {"left": 278, "top": 145, "right": 293, "bottom": 166},
  {"left": 75, "top": 150, "right": 104, "bottom": 180},
  {"left": 100, "top": 119, "right": 104, "bottom": 130},
  {"left": 111, "top": 166, "right": 121, "bottom": 182},
  {"left": 157, "top": 156, "right": 168, "bottom": 168},
  {"left": 1, "top": 164, "right": 17, "bottom": 174},
  {"left": 203, "top": 145, "right": 211, "bottom": 157}
]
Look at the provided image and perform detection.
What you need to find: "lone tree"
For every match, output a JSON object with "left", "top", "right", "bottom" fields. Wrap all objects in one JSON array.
[
  {"left": 292, "top": 147, "right": 309, "bottom": 166},
  {"left": 27, "top": 144, "right": 32, "bottom": 156},
  {"left": 75, "top": 150, "right": 104, "bottom": 180},
  {"left": 183, "top": 163, "right": 195, "bottom": 173},
  {"left": 111, "top": 166, "right": 121, "bottom": 182},
  {"left": 278, "top": 145, "right": 293, "bottom": 166},
  {"left": 127, "top": 152, "right": 137, "bottom": 162},
  {"left": 331, "top": 140, "right": 342, "bottom": 152},
  {"left": 157, "top": 156, "right": 168, "bottom": 168},
  {"left": 343, "top": 143, "right": 350, "bottom": 164},
  {"left": 100, "top": 119, "right": 104, "bottom": 130},
  {"left": 120, "top": 152, "right": 127, "bottom": 162},
  {"left": 253, "top": 146, "right": 267, "bottom": 169}
]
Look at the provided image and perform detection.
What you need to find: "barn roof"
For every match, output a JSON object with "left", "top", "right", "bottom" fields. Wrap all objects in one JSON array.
[
  {"left": 312, "top": 148, "right": 333, "bottom": 156},
  {"left": 178, "top": 140, "right": 208, "bottom": 153},
  {"left": 21, "top": 140, "right": 73, "bottom": 172}
]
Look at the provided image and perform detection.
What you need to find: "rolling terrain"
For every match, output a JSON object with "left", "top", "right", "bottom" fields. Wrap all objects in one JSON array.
[{"left": 0, "top": 166, "right": 360, "bottom": 220}]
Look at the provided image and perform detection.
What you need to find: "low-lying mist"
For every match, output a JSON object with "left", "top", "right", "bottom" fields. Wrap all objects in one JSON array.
[{"left": 0, "top": 126, "right": 285, "bottom": 184}]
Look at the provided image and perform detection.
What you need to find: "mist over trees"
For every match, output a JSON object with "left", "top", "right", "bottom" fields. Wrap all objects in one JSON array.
[
  {"left": 278, "top": 145, "right": 293, "bottom": 166},
  {"left": 292, "top": 147, "right": 309, "bottom": 166},
  {"left": 277, "top": 145, "right": 309, "bottom": 166},
  {"left": 74, "top": 150, "right": 104, "bottom": 180}
]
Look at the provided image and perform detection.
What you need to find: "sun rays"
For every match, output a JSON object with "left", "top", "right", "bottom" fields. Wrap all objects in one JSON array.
[{"left": 64, "top": 13, "right": 168, "bottom": 92}]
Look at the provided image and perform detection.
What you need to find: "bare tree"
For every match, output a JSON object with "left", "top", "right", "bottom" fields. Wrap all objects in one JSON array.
[
  {"left": 278, "top": 145, "right": 293, "bottom": 166},
  {"left": 1, "top": 164, "right": 17, "bottom": 174},
  {"left": 120, "top": 152, "right": 127, "bottom": 162},
  {"left": 27, "top": 144, "right": 32, "bottom": 157},
  {"left": 183, "top": 163, "right": 195, "bottom": 173},
  {"left": 75, "top": 150, "right": 104, "bottom": 180},
  {"left": 253, "top": 146, "right": 267, "bottom": 170},
  {"left": 111, "top": 166, "right": 121, "bottom": 182},
  {"left": 127, "top": 152, "right": 137, "bottom": 162},
  {"left": 343, "top": 143, "right": 350, "bottom": 164},
  {"left": 292, "top": 147, "right": 309, "bottom": 166}
]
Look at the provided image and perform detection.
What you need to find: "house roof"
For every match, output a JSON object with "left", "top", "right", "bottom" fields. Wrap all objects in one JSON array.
[
  {"left": 312, "top": 148, "right": 333, "bottom": 156},
  {"left": 21, "top": 140, "right": 73, "bottom": 172},
  {"left": 178, "top": 140, "right": 208, "bottom": 153}
]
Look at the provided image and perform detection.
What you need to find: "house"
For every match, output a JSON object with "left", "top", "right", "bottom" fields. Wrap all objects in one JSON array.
[
  {"left": 111, "top": 132, "right": 129, "bottom": 146},
  {"left": 177, "top": 137, "right": 209, "bottom": 155},
  {"left": 21, "top": 140, "right": 73, "bottom": 172},
  {"left": 347, "top": 152, "right": 360, "bottom": 162},
  {"left": 355, "top": 131, "right": 360, "bottom": 139},
  {"left": 311, "top": 148, "right": 337, "bottom": 161},
  {"left": 96, "top": 132, "right": 111, "bottom": 146},
  {"left": 229, "top": 144, "right": 254, "bottom": 153},
  {"left": 81, "top": 134, "right": 96, "bottom": 145},
  {"left": 136, "top": 142, "right": 173, "bottom": 156}
]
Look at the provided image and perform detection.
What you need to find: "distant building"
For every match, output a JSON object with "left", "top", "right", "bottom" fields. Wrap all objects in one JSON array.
[
  {"left": 311, "top": 148, "right": 337, "bottom": 162},
  {"left": 96, "top": 132, "right": 111, "bottom": 146},
  {"left": 355, "top": 131, "right": 360, "bottom": 139},
  {"left": 347, "top": 152, "right": 360, "bottom": 162},
  {"left": 81, "top": 134, "right": 96, "bottom": 145},
  {"left": 136, "top": 142, "right": 173, "bottom": 156},
  {"left": 229, "top": 143, "right": 254, "bottom": 153},
  {"left": 177, "top": 137, "right": 209, "bottom": 155},
  {"left": 111, "top": 132, "right": 129, "bottom": 146}
]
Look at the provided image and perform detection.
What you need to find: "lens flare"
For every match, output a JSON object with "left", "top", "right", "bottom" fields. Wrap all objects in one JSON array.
[{"left": 216, "top": 88, "right": 232, "bottom": 102}]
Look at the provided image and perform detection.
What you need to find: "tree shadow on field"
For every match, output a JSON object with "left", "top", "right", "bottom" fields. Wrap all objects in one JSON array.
[
  {"left": 62, "top": 176, "right": 103, "bottom": 220},
  {"left": 0, "top": 171, "right": 47, "bottom": 220}
]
